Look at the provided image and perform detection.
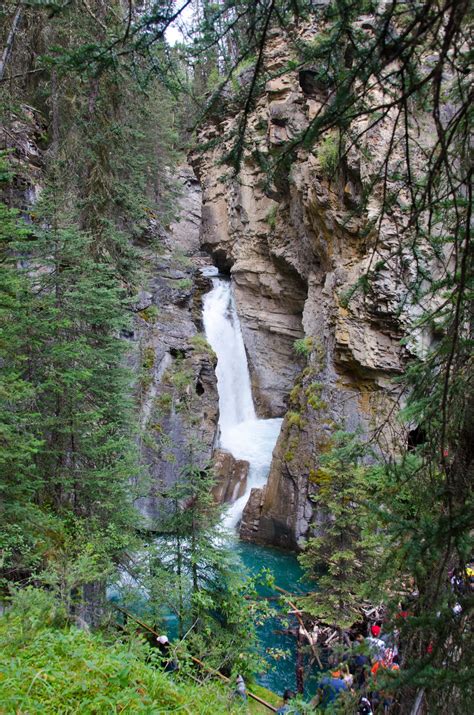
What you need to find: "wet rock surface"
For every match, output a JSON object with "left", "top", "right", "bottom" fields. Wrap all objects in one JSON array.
[
  {"left": 240, "top": 487, "right": 266, "bottom": 542},
  {"left": 0, "top": 105, "right": 45, "bottom": 209}
]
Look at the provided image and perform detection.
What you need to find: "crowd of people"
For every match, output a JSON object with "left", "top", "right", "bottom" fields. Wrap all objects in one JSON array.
[
  {"left": 154, "top": 561, "right": 473, "bottom": 713},
  {"left": 273, "top": 562, "right": 473, "bottom": 713},
  {"left": 310, "top": 622, "right": 401, "bottom": 714},
  {"left": 233, "top": 620, "right": 399, "bottom": 714}
]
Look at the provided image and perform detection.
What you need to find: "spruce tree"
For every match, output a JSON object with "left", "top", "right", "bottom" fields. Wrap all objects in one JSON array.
[
  {"left": 299, "top": 430, "right": 379, "bottom": 629},
  {"left": 145, "top": 460, "right": 261, "bottom": 677}
]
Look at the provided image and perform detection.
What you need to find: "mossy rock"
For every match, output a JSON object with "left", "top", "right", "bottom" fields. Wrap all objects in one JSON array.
[
  {"left": 308, "top": 395, "right": 328, "bottom": 411},
  {"left": 289, "top": 383, "right": 302, "bottom": 406},
  {"left": 142, "top": 346, "right": 155, "bottom": 370},
  {"left": 138, "top": 305, "right": 159, "bottom": 323},
  {"left": 283, "top": 433, "right": 300, "bottom": 463},
  {"left": 287, "top": 411, "right": 306, "bottom": 430},
  {"left": 190, "top": 333, "right": 216, "bottom": 357}
]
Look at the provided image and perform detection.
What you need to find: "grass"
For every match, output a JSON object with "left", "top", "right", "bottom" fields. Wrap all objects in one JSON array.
[
  {"left": 287, "top": 411, "right": 306, "bottom": 429},
  {"left": 0, "top": 591, "right": 249, "bottom": 714}
]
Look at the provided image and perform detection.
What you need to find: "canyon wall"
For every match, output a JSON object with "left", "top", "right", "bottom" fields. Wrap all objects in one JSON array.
[
  {"left": 193, "top": 24, "right": 416, "bottom": 549},
  {"left": 131, "top": 166, "right": 221, "bottom": 525}
]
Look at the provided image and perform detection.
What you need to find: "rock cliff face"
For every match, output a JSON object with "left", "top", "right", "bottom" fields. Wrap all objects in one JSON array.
[
  {"left": 0, "top": 106, "right": 45, "bottom": 210},
  {"left": 193, "top": 25, "right": 414, "bottom": 549},
  {"left": 1, "top": 121, "right": 237, "bottom": 529},
  {"left": 132, "top": 166, "right": 221, "bottom": 525}
]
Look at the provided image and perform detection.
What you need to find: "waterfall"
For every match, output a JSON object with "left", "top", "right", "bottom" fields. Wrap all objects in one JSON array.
[{"left": 202, "top": 267, "right": 282, "bottom": 529}]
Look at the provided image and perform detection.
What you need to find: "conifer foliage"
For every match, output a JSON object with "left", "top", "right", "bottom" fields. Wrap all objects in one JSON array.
[
  {"left": 0, "top": 2, "right": 179, "bottom": 610},
  {"left": 299, "top": 431, "right": 378, "bottom": 629}
]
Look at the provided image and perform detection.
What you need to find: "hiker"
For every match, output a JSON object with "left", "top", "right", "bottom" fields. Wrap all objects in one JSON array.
[
  {"left": 234, "top": 674, "right": 247, "bottom": 702},
  {"left": 452, "top": 602, "right": 463, "bottom": 617},
  {"left": 276, "top": 688, "right": 299, "bottom": 714},
  {"left": 450, "top": 568, "right": 465, "bottom": 595},
  {"left": 370, "top": 653, "right": 400, "bottom": 712},
  {"left": 156, "top": 635, "right": 178, "bottom": 672},
  {"left": 342, "top": 669, "right": 354, "bottom": 689},
  {"left": 396, "top": 601, "right": 411, "bottom": 620},
  {"left": 370, "top": 651, "right": 399, "bottom": 678},
  {"left": 357, "top": 696, "right": 374, "bottom": 715},
  {"left": 312, "top": 668, "right": 348, "bottom": 709},
  {"left": 350, "top": 651, "right": 371, "bottom": 689},
  {"left": 366, "top": 624, "right": 385, "bottom": 661}
]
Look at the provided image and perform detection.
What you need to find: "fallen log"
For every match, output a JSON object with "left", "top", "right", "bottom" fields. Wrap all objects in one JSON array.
[{"left": 112, "top": 604, "right": 277, "bottom": 712}]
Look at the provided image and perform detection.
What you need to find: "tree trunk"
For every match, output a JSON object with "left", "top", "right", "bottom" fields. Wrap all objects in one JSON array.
[
  {"left": 0, "top": 6, "right": 22, "bottom": 81},
  {"left": 296, "top": 627, "right": 304, "bottom": 694},
  {"left": 410, "top": 689, "right": 425, "bottom": 715}
]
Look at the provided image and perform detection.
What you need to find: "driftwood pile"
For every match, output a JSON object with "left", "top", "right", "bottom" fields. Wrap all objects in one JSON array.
[{"left": 285, "top": 599, "right": 386, "bottom": 653}]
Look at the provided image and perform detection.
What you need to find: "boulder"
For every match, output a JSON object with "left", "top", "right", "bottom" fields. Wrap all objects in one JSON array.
[
  {"left": 212, "top": 449, "right": 249, "bottom": 504},
  {"left": 240, "top": 487, "right": 266, "bottom": 541}
]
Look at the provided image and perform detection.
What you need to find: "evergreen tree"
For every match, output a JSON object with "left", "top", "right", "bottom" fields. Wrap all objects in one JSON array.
[
  {"left": 0, "top": 1, "right": 181, "bottom": 613},
  {"left": 299, "top": 431, "right": 379, "bottom": 629},
  {"left": 0, "top": 157, "right": 45, "bottom": 581},
  {"left": 142, "top": 460, "right": 262, "bottom": 677},
  {"left": 0, "top": 156, "right": 141, "bottom": 609}
]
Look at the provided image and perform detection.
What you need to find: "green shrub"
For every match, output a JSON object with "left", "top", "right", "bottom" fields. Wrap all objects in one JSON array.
[
  {"left": 293, "top": 337, "right": 314, "bottom": 359},
  {"left": 316, "top": 132, "right": 340, "bottom": 176},
  {"left": 265, "top": 205, "right": 278, "bottom": 230}
]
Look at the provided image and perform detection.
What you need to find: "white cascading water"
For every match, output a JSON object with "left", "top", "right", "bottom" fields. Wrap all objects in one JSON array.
[{"left": 202, "top": 267, "right": 282, "bottom": 529}]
